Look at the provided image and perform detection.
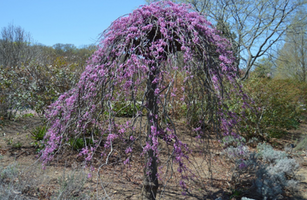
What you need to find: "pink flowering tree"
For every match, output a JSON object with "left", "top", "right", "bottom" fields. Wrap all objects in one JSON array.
[{"left": 41, "top": 1, "right": 247, "bottom": 199}]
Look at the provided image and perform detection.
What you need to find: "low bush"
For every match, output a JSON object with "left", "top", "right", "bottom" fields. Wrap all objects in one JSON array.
[
  {"left": 112, "top": 101, "right": 144, "bottom": 117},
  {"left": 0, "top": 162, "right": 91, "bottom": 200},
  {"left": 69, "top": 138, "right": 93, "bottom": 151},
  {"left": 256, "top": 142, "right": 287, "bottom": 163},
  {"left": 227, "top": 77, "right": 307, "bottom": 140},
  {"left": 0, "top": 57, "right": 82, "bottom": 119},
  {"left": 52, "top": 168, "right": 88, "bottom": 199},
  {"left": 0, "top": 163, "right": 45, "bottom": 199},
  {"left": 0, "top": 163, "right": 18, "bottom": 181},
  {"left": 254, "top": 143, "right": 299, "bottom": 199},
  {"left": 31, "top": 125, "right": 47, "bottom": 151},
  {"left": 225, "top": 143, "right": 300, "bottom": 199},
  {"left": 31, "top": 125, "right": 47, "bottom": 141}
]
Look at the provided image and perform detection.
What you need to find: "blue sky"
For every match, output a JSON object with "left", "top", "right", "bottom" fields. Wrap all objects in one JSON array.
[{"left": 0, "top": 0, "right": 146, "bottom": 48}]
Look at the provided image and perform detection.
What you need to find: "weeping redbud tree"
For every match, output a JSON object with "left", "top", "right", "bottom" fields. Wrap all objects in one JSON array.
[{"left": 41, "top": 1, "right": 247, "bottom": 199}]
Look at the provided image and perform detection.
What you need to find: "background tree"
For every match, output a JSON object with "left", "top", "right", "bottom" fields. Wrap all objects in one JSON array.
[
  {"left": 40, "top": 2, "right": 248, "bottom": 199},
  {"left": 52, "top": 43, "right": 97, "bottom": 68},
  {"left": 0, "top": 24, "right": 33, "bottom": 68},
  {"left": 53, "top": 43, "right": 77, "bottom": 56},
  {"left": 275, "top": 9, "right": 307, "bottom": 82},
  {"left": 33, "top": 44, "right": 57, "bottom": 65},
  {"left": 253, "top": 57, "right": 274, "bottom": 78},
  {"left": 147, "top": 0, "right": 306, "bottom": 80},
  {"left": 0, "top": 24, "right": 96, "bottom": 118},
  {"left": 75, "top": 44, "right": 97, "bottom": 67}
]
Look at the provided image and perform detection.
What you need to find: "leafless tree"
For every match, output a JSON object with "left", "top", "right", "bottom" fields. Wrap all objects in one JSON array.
[
  {"left": 147, "top": 0, "right": 306, "bottom": 80},
  {"left": 0, "top": 24, "right": 33, "bottom": 68}
]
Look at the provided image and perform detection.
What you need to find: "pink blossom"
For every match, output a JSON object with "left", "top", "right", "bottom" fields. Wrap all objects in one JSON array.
[
  {"left": 40, "top": 1, "right": 250, "bottom": 194},
  {"left": 125, "top": 147, "right": 133, "bottom": 154},
  {"left": 154, "top": 88, "right": 160, "bottom": 95},
  {"left": 124, "top": 157, "right": 130, "bottom": 165}
]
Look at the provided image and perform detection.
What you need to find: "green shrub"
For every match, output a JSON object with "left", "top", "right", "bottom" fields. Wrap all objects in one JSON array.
[
  {"left": 228, "top": 77, "right": 307, "bottom": 140},
  {"left": 31, "top": 125, "right": 47, "bottom": 151},
  {"left": 32, "top": 124, "right": 94, "bottom": 151},
  {"left": 31, "top": 125, "right": 47, "bottom": 141},
  {"left": 69, "top": 138, "right": 93, "bottom": 151},
  {"left": 22, "top": 113, "right": 35, "bottom": 118}
]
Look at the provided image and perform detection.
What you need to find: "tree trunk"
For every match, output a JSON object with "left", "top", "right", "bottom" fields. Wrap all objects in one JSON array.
[
  {"left": 142, "top": 67, "right": 159, "bottom": 200},
  {"left": 142, "top": 148, "right": 159, "bottom": 200},
  {"left": 301, "top": 34, "right": 306, "bottom": 82}
]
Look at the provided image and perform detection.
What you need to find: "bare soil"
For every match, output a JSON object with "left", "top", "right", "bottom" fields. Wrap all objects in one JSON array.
[{"left": 0, "top": 116, "right": 307, "bottom": 199}]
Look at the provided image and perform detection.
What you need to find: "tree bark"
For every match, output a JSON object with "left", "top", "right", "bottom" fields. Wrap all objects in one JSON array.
[{"left": 142, "top": 66, "right": 159, "bottom": 200}]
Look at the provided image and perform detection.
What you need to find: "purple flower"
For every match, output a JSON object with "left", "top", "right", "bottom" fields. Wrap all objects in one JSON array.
[
  {"left": 124, "top": 157, "right": 130, "bottom": 165},
  {"left": 154, "top": 88, "right": 160, "bottom": 95},
  {"left": 40, "top": 2, "right": 251, "bottom": 195},
  {"left": 239, "top": 161, "right": 246, "bottom": 169},
  {"left": 125, "top": 147, "right": 133, "bottom": 154}
]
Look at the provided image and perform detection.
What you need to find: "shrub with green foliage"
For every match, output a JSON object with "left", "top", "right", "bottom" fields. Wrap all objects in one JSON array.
[
  {"left": 69, "top": 137, "right": 93, "bottom": 151},
  {"left": 227, "top": 77, "right": 307, "bottom": 140},
  {"left": 31, "top": 125, "right": 47, "bottom": 151},
  {"left": 31, "top": 125, "right": 47, "bottom": 141}
]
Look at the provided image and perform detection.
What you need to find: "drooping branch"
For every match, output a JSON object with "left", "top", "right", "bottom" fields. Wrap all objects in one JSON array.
[{"left": 41, "top": 1, "right": 248, "bottom": 198}]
